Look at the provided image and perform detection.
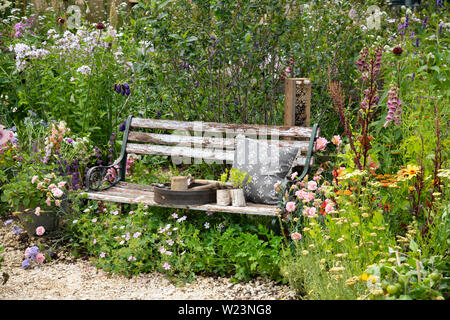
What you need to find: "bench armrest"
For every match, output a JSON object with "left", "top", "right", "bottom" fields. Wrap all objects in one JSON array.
[
  {"left": 84, "top": 159, "right": 122, "bottom": 192},
  {"left": 85, "top": 115, "right": 134, "bottom": 192}
]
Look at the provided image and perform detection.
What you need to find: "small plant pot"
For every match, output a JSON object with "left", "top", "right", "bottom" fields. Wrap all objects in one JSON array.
[
  {"left": 230, "top": 189, "right": 246, "bottom": 207},
  {"left": 17, "top": 209, "right": 59, "bottom": 237},
  {"left": 216, "top": 189, "right": 231, "bottom": 206}
]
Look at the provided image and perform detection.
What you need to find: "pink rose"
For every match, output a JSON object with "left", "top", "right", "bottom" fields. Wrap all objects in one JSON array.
[
  {"left": 303, "top": 206, "right": 317, "bottom": 217},
  {"left": 36, "top": 182, "right": 43, "bottom": 190},
  {"left": 331, "top": 135, "right": 342, "bottom": 147},
  {"left": 31, "top": 176, "right": 38, "bottom": 184},
  {"left": 313, "top": 175, "right": 321, "bottom": 182},
  {"left": 35, "top": 253, "right": 45, "bottom": 263},
  {"left": 297, "top": 181, "right": 305, "bottom": 188},
  {"left": 51, "top": 187, "right": 64, "bottom": 198},
  {"left": 325, "top": 203, "right": 335, "bottom": 214},
  {"left": 307, "top": 181, "right": 318, "bottom": 191},
  {"left": 274, "top": 181, "right": 281, "bottom": 191},
  {"left": 291, "top": 232, "right": 302, "bottom": 241},
  {"left": 55, "top": 200, "right": 61, "bottom": 207},
  {"left": 286, "top": 201, "right": 296, "bottom": 212},
  {"left": 36, "top": 226, "right": 45, "bottom": 236},
  {"left": 291, "top": 172, "right": 298, "bottom": 180},
  {"left": 295, "top": 189, "right": 315, "bottom": 202},
  {"left": 315, "top": 137, "right": 329, "bottom": 151},
  {"left": 45, "top": 198, "right": 52, "bottom": 206},
  {"left": 35, "top": 207, "right": 41, "bottom": 216},
  {"left": 58, "top": 181, "right": 67, "bottom": 188},
  {"left": 48, "top": 183, "right": 56, "bottom": 190}
]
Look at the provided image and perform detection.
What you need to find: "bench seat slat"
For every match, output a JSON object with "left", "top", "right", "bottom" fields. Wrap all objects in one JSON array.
[
  {"left": 131, "top": 118, "right": 313, "bottom": 139},
  {"left": 83, "top": 184, "right": 279, "bottom": 217},
  {"left": 127, "top": 132, "right": 310, "bottom": 151}
]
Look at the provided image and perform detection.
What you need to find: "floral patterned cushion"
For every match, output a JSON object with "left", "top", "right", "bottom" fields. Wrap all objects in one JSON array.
[{"left": 232, "top": 136, "right": 299, "bottom": 205}]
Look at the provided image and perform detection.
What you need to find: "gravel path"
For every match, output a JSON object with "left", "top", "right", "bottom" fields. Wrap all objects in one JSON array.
[{"left": 0, "top": 219, "right": 297, "bottom": 300}]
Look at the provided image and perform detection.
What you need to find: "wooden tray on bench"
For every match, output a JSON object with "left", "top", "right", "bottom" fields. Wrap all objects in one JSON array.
[{"left": 153, "top": 182, "right": 217, "bottom": 205}]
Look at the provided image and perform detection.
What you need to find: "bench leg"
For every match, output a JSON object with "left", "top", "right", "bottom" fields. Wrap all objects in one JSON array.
[{"left": 271, "top": 218, "right": 281, "bottom": 236}]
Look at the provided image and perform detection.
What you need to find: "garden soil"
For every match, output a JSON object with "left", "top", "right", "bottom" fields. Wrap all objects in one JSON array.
[{"left": 0, "top": 219, "right": 297, "bottom": 300}]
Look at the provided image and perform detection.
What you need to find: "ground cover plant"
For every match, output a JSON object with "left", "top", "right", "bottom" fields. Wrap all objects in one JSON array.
[{"left": 0, "top": 0, "right": 448, "bottom": 300}]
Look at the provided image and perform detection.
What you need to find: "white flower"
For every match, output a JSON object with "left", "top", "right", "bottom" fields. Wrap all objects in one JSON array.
[
  {"left": 204, "top": 222, "right": 210, "bottom": 229},
  {"left": 76, "top": 65, "right": 91, "bottom": 76}
]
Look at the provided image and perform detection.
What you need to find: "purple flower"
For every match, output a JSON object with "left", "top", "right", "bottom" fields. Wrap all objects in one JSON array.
[
  {"left": 415, "top": 37, "right": 419, "bottom": 47},
  {"left": 4, "top": 219, "right": 13, "bottom": 226},
  {"left": 119, "top": 119, "right": 127, "bottom": 132},
  {"left": 398, "top": 23, "right": 404, "bottom": 31},
  {"left": 411, "top": 72, "right": 415, "bottom": 81},
  {"left": 29, "top": 246, "right": 39, "bottom": 256},
  {"left": 22, "top": 259, "right": 31, "bottom": 269},
  {"left": 12, "top": 225, "right": 22, "bottom": 235},
  {"left": 404, "top": 14, "right": 409, "bottom": 29},
  {"left": 437, "top": 0, "right": 443, "bottom": 9},
  {"left": 67, "top": 138, "right": 73, "bottom": 143},
  {"left": 384, "top": 85, "right": 402, "bottom": 128},
  {"left": 114, "top": 84, "right": 121, "bottom": 93},
  {"left": 422, "top": 16, "right": 427, "bottom": 29},
  {"left": 439, "top": 24, "right": 443, "bottom": 35}
]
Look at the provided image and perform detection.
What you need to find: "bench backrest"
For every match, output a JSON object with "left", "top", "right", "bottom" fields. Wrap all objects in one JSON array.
[{"left": 122, "top": 115, "right": 319, "bottom": 168}]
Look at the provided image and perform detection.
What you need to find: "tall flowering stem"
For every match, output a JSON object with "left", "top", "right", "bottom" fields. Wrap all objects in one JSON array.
[{"left": 328, "top": 46, "right": 383, "bottom": 171}]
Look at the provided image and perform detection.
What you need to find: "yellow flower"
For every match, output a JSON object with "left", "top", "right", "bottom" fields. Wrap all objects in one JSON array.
[
  {"left": 360, "top": 273, "right": 369, "bottom": 281},
  {"left": 398, "top": 165, "right": 421, "bottom": 180}
]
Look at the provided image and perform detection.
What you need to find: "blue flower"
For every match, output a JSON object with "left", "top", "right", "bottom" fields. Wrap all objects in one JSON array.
[
  {"left": 29, "top": 246, "right": 39, "bottom": 256},
  {"left": 119, "top": 119, "right": 127, "bottom": 132},
  {"left": 22, "top": 259, "right": 31, "bottom": 269},
  {"left": 12, "top": 225, "right": 22, "bottom": 235},
  {"left": 4, "top": 219, "right": 13, "bottom": 226}
]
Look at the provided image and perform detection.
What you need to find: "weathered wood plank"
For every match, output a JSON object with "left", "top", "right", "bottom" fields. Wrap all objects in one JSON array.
[
  {"left": 126, "top": 143, "right": 310, "bottom": 165},
  {"left": 83, "top": 189, "right": 279, "bottom": 216},
  {"left": 130, "top": 118, "right": 313, "bottom": 139},
  {"left": 126, "top": 143, "right": 234, "bottom": 162},
  {"left": 127, "top": 131, "right": 310, "bottom": 151}
]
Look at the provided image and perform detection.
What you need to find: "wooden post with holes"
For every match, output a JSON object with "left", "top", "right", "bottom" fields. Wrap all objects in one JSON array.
[{"left": 284, "top": 78, "right": 311, "bottom": 128}]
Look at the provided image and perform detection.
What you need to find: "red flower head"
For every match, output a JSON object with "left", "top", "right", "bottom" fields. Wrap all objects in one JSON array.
[
  {"left": 393, "top": 46, "right": 403, "bottom": 55},
  {"left": 96, "top": 22, "right": 105, "bottom": 30},
  {"left": 57, "top": 17, "right": 65, "bottom": 24}
]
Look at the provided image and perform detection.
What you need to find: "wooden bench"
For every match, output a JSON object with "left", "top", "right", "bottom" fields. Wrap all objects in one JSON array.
[{"left": 83, "top": 115, "right": 319, "bottom": 217}]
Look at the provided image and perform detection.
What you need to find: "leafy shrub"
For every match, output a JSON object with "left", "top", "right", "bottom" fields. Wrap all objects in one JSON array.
[{"left": 66, "top": 202, "right": 284, "bottom": 283}]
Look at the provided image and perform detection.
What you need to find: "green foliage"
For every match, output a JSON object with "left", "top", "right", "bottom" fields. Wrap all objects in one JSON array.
[
  {"left": 362, "top": 254, "right": 449, "bottom": 300},
  {"left": 219, "top": 168, "right": 251, "bottom": 189},
  {"left": 66, "top": 202, "right": 284, "bottom": 283}
]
